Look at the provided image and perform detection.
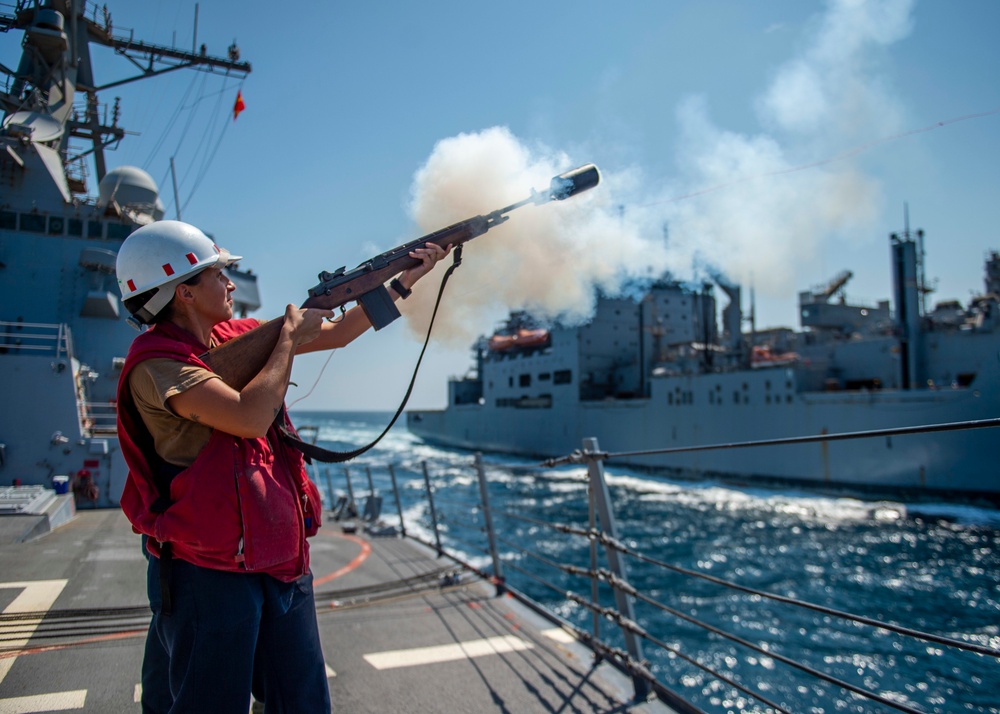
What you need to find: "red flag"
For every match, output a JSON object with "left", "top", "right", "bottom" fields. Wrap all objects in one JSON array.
[{"left": 233, "top": 90, "right": 245, "bottom": 121}]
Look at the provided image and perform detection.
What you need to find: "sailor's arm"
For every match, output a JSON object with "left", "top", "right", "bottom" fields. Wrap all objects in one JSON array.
[
  {"left": 168, "top": 304, "right": 332, "bottom": 437},
  {"left": 296, "top": 242, "right": 450, "bottom": 354}
]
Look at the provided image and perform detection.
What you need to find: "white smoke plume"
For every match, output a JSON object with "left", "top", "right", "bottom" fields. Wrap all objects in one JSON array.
[
  {"left": 400, "top": 127, "right": 668, "bottom": 344},
  {"left": 401, "top": 0, "right": 915, "bottom": 342}
]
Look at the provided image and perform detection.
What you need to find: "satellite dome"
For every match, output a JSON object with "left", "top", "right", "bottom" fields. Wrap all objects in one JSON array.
[{"left": 98, "top": 166, "right": 160, "bottom": 210}]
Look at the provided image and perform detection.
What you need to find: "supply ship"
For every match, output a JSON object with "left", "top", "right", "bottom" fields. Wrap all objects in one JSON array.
[
  {"left": 408, "top": 227, "right": 1000, "bottom": 500},
  {"left": 0, "top": 0, "right": 256, "bottom": 507}
]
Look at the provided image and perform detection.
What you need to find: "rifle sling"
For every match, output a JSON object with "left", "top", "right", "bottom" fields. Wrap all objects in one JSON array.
[{"left": 278, "top": 246, "right": 464, "bottom": 464}]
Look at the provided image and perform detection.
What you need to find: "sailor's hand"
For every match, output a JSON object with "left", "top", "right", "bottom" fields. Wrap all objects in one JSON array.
[
  {"left": 282, "top": 304, "right": 335, "bottom": 347},
  {"left": 399, "top": 242, "right": 450, "bottom": 289}
]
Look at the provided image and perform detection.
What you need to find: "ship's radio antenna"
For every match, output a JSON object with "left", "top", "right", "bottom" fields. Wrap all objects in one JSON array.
[
  {"left": 193, "top": 3, "right": 199, "bottom": 54},
  {"left": 170, "top": 157, "right": 182, "bottom": 221}
]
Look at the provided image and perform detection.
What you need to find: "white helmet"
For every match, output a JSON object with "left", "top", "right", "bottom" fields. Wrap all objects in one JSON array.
[{"left": 116, "top": 220, "right": 242, "bottom": 325}]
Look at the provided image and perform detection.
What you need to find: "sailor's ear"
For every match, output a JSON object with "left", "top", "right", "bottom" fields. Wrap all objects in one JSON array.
[{"left": 175, "top": 283, "right": 196, "bottom": 303}]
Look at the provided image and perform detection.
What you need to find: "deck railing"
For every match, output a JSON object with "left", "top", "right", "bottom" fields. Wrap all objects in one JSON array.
[
  {"left": 317, "top": 426, "right": 1000, "bottom": 714},
  {"left": 0, "top": 321, "right": 72, "bottom": 359},
  {"left": 79, "top": 401, "right": 118, "bottom": 437}
]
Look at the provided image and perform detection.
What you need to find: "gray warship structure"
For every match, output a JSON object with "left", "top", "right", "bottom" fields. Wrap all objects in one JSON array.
[
  {"left": 0, "top": 0, "right": 255, "bottom": 507},
  {"left": 408, "top": 228, "right": 1000, "bottom": 500}
]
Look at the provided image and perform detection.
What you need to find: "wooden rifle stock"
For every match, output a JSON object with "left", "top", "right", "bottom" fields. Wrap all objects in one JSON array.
[{"left": 198, "top": 163, "right": 600, "bottom": 391}]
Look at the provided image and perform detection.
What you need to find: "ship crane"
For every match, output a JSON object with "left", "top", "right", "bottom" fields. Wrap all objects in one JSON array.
[{"left": 812, "top": 270, "right": 853, "bottom": 303}]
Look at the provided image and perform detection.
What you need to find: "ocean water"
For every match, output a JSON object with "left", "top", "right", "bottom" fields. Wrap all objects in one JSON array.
[{"left": 292, "top": 410, "right": 1000, "bottom": 714}]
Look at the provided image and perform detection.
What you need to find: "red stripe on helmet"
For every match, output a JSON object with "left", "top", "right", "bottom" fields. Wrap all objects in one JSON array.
[
  {"left": 186, "top": 252, "right": 198, "bottom": 265},
  {"left": 127, "top": 279, "right": 136, "bottom": 292},
  {"left": 162, "top": 263, "right": 175, "bottom": 277}
]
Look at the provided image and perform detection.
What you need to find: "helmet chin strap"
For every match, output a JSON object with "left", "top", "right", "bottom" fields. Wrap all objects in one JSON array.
[{"left": 128, "top": 275, "right": 189, "bottom": 329}]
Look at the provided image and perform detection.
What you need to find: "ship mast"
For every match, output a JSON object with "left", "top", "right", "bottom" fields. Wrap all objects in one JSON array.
[{"left": 0, "top": 0, "right": 250, "bottom": 187}]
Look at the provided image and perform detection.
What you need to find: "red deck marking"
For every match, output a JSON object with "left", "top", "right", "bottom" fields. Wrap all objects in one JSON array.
[{"left": 313, "top": 532, "right": 371, "bottom": 586}]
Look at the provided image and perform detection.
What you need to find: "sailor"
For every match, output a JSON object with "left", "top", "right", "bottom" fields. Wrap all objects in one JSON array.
[{"left": 114, "top": 220, "right": 446, "bottom": 713}]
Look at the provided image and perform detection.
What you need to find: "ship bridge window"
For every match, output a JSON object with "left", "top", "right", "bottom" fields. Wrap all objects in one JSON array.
[
  {"left": 68, "top": 218, "right": 83, "bottom": 236},
  {"left": 88, "top": 220, "right": 103, "bottom": 239},
  {"left": 553, "top": 369, "right": 572, "bottom": 385},
  {"left": 520, "top": 374, "right": 531, "bottom": 387},
  {"left": 48, "top": 216, "right": 64, "bottom": 235},
  {"left": 107, "top": 223, "right": 132, "bottom": 240},
  {"left": 539, "top": 372, "right": 551, "bottom": 381},
  {"left": 0, "top": 210, "right": 16, "bottom": 229},
  {"left": 20, "top": 213, "right": 45, "bottom": 232}
]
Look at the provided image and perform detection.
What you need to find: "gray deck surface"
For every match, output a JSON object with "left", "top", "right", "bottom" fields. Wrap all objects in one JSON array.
[{"left": 0, "top": 509, "right": 675, "bottom": 713}]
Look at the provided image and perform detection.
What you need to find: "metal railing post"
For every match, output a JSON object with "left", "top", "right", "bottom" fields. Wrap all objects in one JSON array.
[
  {"left": 582, "top": 436, "right": 650, "bottom": 702},
  {"left": 323, "top": 468, "right": 336, "bottom": 513},
  {"left": 474, "top": 453, "right": 505, "bottom": 596},
  {"left": 588, "top": 478, "right": 601, "bottom": 646},
  {"left": 387, "top": 464, "right": 406, "bottom": 536},
  {"left": 343, "top": 466, "right": 356, "bottom": 505},
  {"left": 421, "top": 460, "right": 443, "bottom": 557},
  {"left": 343, "top": 466, "right": 357, "bottom": 518}
]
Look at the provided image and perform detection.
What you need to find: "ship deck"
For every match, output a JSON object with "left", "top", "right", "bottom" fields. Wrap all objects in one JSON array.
[{"left": 0, "top": 504, "right": 671, "bottom": 713}]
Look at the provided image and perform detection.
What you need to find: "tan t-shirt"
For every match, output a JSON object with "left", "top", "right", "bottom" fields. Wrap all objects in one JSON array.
[{"left": 129, "top": 359, "right": 220, "bottom": 467}]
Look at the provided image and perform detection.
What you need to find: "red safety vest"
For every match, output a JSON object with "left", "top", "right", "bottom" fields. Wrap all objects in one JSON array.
[{"left": 117, "top": 319, "right": 321, "bottom": 582}]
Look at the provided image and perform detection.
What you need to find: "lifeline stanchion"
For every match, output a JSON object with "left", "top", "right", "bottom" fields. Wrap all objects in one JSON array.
[
  {"left": 588, "top": 476, "right": 601, "bottom": 645},
  {"left": 386, "top": 464, "right": 406, "bottom": 536},
  {"left": 324, "top": 469, "right": 336, "bottom": 513},
  {"left": 474, "top": 453, "right": 505, "bottom": 596},
  {"left": 421, "top": 461, "right": 443, "bottom": 557},
  {"left": 582, "top": 436, "right": 650, "bottom": 702},
  {"left": 343, "top": 466, "right": 356, "bottom": 508}
]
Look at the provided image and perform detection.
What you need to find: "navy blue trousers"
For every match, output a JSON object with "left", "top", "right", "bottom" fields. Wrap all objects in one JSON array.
[{"left": 141, "top": 553, "right": 330, "bottom": 713}]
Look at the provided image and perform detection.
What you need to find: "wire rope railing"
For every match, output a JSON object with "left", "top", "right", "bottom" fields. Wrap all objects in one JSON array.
[
  {"left": 7, "top": 431, "right": 995, "bottom": 712},
  {"left": 362, "top": 425, "right": 999, "bottom": 713},
  {"left": 143, "top": 412, "right": 995, "bottom": 712},
  {"left": 543, "top": 417, "right": 1000, "bottom": 465}
]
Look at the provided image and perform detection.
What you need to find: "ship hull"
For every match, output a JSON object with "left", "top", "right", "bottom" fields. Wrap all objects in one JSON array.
[{"left": 408, "top": 368, "right": 1000, "bottom": 500}]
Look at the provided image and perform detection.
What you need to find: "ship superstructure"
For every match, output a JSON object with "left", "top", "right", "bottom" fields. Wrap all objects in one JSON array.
[
  {"left": 0, "top": 1, "right": 254, "bottom": 506},
  {"left": 408, "top": 229, "right": 1000, "bottom": 499}
]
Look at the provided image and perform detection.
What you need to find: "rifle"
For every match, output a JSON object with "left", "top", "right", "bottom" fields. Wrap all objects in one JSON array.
[{"left": 200, "top": 164, "right": 600, "bottom": 389}]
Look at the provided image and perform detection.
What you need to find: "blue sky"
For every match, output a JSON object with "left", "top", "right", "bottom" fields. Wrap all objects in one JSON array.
[{"left": 6, "top": 0, "right": 999, "bottom": 410}]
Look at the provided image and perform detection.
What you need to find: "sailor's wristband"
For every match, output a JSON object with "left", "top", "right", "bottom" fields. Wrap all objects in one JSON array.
[{"left": 390, "top": 278, "right": 412, "bottom": 299}]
